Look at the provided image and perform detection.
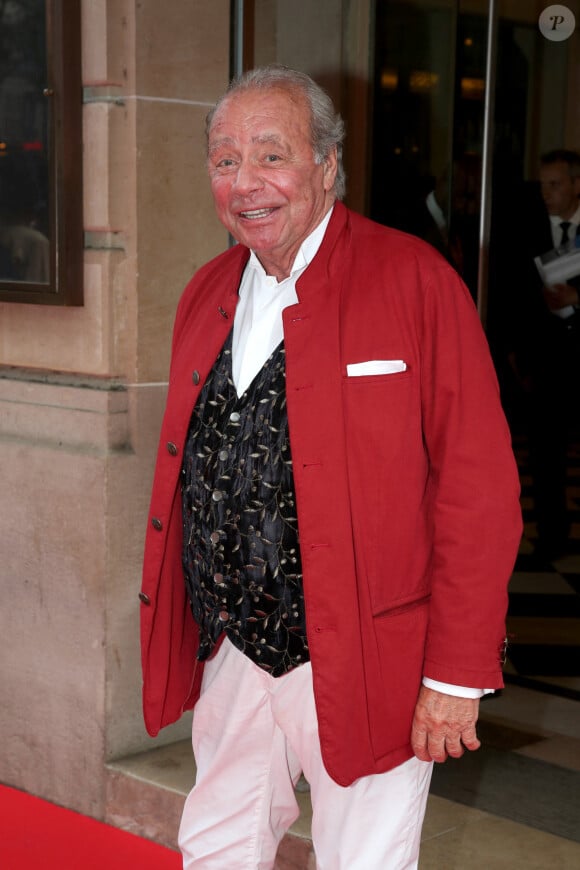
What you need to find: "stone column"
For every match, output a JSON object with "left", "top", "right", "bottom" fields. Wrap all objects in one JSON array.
[{"left": 0, "top": 0, "right": 229, "bottom": 819}]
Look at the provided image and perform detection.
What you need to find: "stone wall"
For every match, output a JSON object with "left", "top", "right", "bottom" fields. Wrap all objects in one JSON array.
[{"left": 0, "top": 0, "right": 229, "bottom": 819}]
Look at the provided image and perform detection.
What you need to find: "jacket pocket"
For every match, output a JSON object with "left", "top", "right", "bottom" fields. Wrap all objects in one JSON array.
[
  {"left": 364, "top": 598, "right": 429, "bottom": 761},
  {"left": 373, "top": 592, "right": 431, "bottom": 619}
]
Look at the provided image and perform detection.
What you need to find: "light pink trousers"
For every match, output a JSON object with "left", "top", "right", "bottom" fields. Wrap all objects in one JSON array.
[{"left": 178, "top": 638, "right": 433, "bottom": 869}]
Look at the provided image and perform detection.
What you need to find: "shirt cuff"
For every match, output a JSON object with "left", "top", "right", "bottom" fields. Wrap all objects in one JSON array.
[{"left": 422, "top": 677, "right": 494, "bottom": 698}]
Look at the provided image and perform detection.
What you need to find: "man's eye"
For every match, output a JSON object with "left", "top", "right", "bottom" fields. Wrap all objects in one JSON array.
[
  {"left": 216, "top": 158, "right": 235, "bottom": 168},
  {"left": 265, "top": 154, "right": 281, "bottom": 163}
]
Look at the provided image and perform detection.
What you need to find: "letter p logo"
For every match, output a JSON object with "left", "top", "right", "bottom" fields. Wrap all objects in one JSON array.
[{"left": 539, "top": 5, "right": 576, "bottom": 42}]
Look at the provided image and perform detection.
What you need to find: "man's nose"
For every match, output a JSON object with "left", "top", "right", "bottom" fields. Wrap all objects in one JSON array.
[{"left": 232, "top": 160, "right": 262, "bottom": 193}]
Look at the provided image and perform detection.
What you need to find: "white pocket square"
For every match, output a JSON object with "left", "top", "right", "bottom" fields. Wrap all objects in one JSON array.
[{"left": 346, "top": 359, "right": 407, "bottom": 377}]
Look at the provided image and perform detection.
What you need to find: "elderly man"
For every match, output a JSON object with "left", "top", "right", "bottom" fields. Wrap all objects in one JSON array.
[{"left": 140, "top": 66, "right": 522, "bottom": 869}]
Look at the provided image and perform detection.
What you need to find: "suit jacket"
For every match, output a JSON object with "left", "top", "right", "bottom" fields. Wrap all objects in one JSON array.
[
  {"left": 140, "top": 203, "right": 522, "bottom": 785},
  {"left": 499, "top": 183, "right": 580, "bottom": 375}
]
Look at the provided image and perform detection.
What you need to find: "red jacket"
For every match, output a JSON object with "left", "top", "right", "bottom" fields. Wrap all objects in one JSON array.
[{"left": 140, "top": 203, "right": 522, "bottom": 785}]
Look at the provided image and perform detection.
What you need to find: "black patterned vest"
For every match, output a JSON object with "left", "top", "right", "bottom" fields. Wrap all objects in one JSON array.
[{"left": 181, "top": 332, "right": 309, "bottom": 676}]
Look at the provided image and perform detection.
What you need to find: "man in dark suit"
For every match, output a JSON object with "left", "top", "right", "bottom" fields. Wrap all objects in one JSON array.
[{"left": 508, "top": 150, "right": 580, "bottom": 560}]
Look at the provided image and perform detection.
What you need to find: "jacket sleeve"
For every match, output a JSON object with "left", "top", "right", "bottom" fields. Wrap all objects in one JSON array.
[{"left": 418, "top": 258, "right": 522, "bottom": 688}]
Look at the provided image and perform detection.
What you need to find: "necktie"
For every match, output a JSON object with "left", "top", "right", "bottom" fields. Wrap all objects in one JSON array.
[{"left": 559, "top": 221, "right": 571, "bottom": 246}]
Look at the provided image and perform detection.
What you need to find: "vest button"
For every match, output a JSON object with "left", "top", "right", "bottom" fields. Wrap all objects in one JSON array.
[
  {"left": 151, "top": 517, "right": 163, "bottom": 531},
  {"left": 229, "top": 412, "right": 240, "bottom": 423},
  {"left": 139, "top": 592, "right": 151, "bottom": 605},
  {"left": 166, "top": 441, "right": 178, "bottom": 456},
  {"left": 192, "top": 370, "right": 200, "bottom": 385}
]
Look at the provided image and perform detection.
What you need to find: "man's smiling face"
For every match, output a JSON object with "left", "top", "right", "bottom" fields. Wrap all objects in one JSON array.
[{"left": 207, "top": 86, "right": 337, "bottom": 281}]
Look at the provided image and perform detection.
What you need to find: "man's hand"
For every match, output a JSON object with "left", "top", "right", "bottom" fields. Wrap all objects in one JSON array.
[{"left": 411, "top": 686, "right": 481, "bottom": 763}]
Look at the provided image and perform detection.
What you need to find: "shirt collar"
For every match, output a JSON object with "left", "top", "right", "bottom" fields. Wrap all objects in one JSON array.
[
  {"left": 247, "top": 206, "right": 334, "bottom": 283},
  {"left": 549, "top": 202, "right": 580, "bottom": 229},
  {"left": 425, "top": 190, "right": 447, "bottom": 232}
]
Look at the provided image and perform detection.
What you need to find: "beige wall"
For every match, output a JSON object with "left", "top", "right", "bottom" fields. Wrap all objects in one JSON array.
[{"left": 0, "top": 0, "right": 229, "bottom": 819}]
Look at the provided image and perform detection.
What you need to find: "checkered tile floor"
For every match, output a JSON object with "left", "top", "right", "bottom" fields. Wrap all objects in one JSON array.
[
  {"left": 429, "top": 440, "right": 580, "bottom": 851},
  {"left": 504, "top": 439, "right": 580, "bottom": 701}
]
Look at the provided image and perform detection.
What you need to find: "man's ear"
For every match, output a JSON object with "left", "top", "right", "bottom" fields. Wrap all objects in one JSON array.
[{"left": 323, "top": 146, "right": 338, "bottom": 192}]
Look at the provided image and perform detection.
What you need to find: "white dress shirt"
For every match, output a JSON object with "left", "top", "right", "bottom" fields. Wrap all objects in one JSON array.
[
  {"left": 425, "top": 190, "right": 447, "bottom": 235},
  {"left": 231, "top": 207, "right": 488, "bottom": 699},
  {"left": 232, "top": 210, "right": 332, "bottom": 396},
  {"left": 549, "top": 203, "right": 580, "bottom": 248}
]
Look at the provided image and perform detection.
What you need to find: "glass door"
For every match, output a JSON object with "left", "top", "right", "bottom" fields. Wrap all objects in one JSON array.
[
  {"left": 237, "top": 0, "right": 579, "bottom": 331},
  {"left": 370, "top": 0, "right": 578, "bottom": 322},
  {"left": 371, "top": 0, "right": 580, "bottom": 593},
  {"left": 371, "top": 2, "right": 463, "bottom": 270}
]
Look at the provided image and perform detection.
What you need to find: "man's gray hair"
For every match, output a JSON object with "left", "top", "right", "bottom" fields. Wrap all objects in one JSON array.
[{"left": 206, "top": 65, "right": 346, "bottom": 201}]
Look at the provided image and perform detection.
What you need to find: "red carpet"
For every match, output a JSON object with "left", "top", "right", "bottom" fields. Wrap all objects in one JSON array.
[{"left": 0, "top": 784, "right": 182, "bottom": 869}]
